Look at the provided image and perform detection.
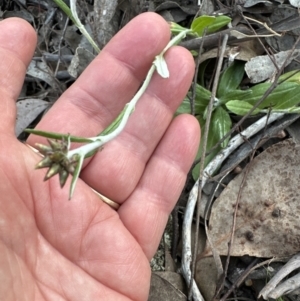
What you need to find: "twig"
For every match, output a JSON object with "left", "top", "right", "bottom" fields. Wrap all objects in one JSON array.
[
  {"left": 219, "top": 258, "right": 259, "bottom": 301},
  {"left": 190, "top": 30, "right": 206, "bottom": 115},
  {"left": 259, "top": 252, "right": 300, "bottom": 299},
  {"left": 69, "top": 0, "right": 100, "bottom": 53},
  {"left": 215, "top": 124, "right": 262, "bottom": 299},
  {"left": 204, "top": 171, "right": 230, "bottom": 277},
  {"left": 181, "top": 112, "right": 284, "bottom": 300},
  {"left": 243, "top": 16, "right": 281, "bottom": 36},
  {"left": 54, "top": 17, "right": 69, "bottom": 77},
  {"left": 188, "top": 34, "right": 228, "bottom": 301}
]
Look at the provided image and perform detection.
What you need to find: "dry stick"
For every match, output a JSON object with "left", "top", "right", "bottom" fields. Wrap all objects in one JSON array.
[
  {"left": 188, "top": 34, "right": 229, "bottom": 301},
  {"left": 214, "top": 159, "right": 255, "bottom": 299},
  {"left": 221, "top": 259, "right": 260, "bottom": 301},
  {"left": 171, "top": 30, "right": 205, "bottom": 261},
  {"left": 54, "top": 17, "right": 69, "bottom": 77},
  {"left": 259, "top": 253, "right": 300, "bottom": 299},
  {"left": 241, "top": 11, "right": 280, "bottom": 73},
  {"left": 219, "top": 258, "right": 275, "bottom": 301},
  {"left": 190, "top": 30, "right": 206, "bottom": 116},
  {"left": 215, "top": 110, "right": 271, "bottom": 299},
  {"left": 204, "top": 171, "right": 230, "bottom": 277},
  {"left": 182, "top": 33, "right": 300, "bottom": 301}
]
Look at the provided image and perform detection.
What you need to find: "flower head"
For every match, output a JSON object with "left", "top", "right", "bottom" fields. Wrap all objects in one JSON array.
[{"left": 35, "top": 137, "right": 79, "bottom": 188}]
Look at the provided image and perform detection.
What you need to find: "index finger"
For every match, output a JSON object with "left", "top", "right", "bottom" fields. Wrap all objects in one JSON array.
[{"left": 27, "top": 13, "right": 170, "bottom": 142}]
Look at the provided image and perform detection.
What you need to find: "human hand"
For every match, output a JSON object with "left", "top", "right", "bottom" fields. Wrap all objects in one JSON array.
[{"left": 0, "top": 13, "right": 200, "bottom": 300}]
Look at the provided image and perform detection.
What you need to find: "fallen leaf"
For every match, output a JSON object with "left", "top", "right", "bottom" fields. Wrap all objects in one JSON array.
[
  {"left": 16, "top": 99, "right": 49, "bottom": 137},
  {"left": 245, "top": 50, "right": 300, "bottom": 83},
  {"left": 26, "top": 61, "right": 59, "bottom": 89},
  {"left": 149, "top": 272, "right": 187, "bottom": 301},
  {"left": 203, "top": 139, "right": 300, "bottom": 258}
]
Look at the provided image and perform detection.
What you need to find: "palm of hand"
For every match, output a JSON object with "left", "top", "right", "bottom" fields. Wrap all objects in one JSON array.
[{"left": 0, "top": 13, "right": 199, "bottom": 301}]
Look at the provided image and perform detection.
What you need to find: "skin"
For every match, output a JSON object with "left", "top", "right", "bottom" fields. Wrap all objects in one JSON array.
[{"left": 0, "top": 13, "right": 200, "bottom": 301}]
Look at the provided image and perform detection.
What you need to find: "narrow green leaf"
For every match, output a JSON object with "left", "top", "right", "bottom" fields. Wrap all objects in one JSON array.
[
  {"left": 177, "top": 83, "right": 212, "bottom": 116},
  {"left": 192, "top": 115, "right": 221, "bottom": 180},
  {"left": 98, "top": 104, "right": 133, "bottom": 136},
  {"left": 176, "top": 98, "right": 193, "bottom": 115},
  {"left": 217, "top": 61, "right": 245, "bottom": 97},
  {"left": 198, "top": 60, "right": 210, "bottom": 86},
  {"left": 273, "top": 85, "right": 300, "bottom": 109},
  {"left": 176, "top": 96, "right": 207, "bottom": 116},
  {"left": 226, "top": 100, "right": 260, "bottom": 115},
  {"left": 279, "top": 69, "right": 300, "bottom": 84},
  {"left": 53, "top": 0, "right": 77, "bottom": 25},
  {"left": 195, "top": 83, "right": 212, "bottom": 101},
  {"left": 25, "top": 129, "right": 93, "bottom": 143},
  {"left": 206, "top": 16, "right": 231, "bottom": 34},
  {"left": 211, "top": 106, "right": 232, "bottom": 148},
  {"left": 246, "top": 82, "right": 299, "bottom": 108},
  {"left": 191, "top": 16, "right": 215, "bottom": 36},
  {"left": 170, "top": 22, "right": 197, "bottom": 36},
  {"left": 219, "top": 89, "right": 252, "bottom": 104}
]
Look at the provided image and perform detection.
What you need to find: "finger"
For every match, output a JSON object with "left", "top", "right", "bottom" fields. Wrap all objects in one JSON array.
[
  {"left": 27, "top": 12, "right": 170, "bottom": 141},
  {"left": 81, "top": 45, "right": 195, "bottom": 202},
  {"left": 0, "top": 18, "right": 37, "bottom": 134},
  {"left": 118, "top": 114, "right": 200, "bottom": 259}
]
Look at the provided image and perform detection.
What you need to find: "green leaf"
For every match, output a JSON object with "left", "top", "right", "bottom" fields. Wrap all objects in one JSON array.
[
  {"left": 53, "top": 0, "right": 77, "bottom": 25},
  {"left": 217, "top": 61, "right": 245, "bottom": 97},
  {"left": 206, "top": 16, "right": 231, "bottom": 34},
  {"left": 170, "top": 22, "right": 197, "bottom": 36},
  {"left": 191, "top": 15, "right": 216, "bottom": 36},
  {"left": 279, "top": 69, "right": 300, "bottom": 84},
  {"left": 177, "top": 83, "right": 212, "bottom": 116},
  {"left": 198, "top": 60, "right": 210, "bottom": 86},
  {"left": 273, "top": 85, "right": 300, "bottom": 109},
  {"left": 98, "top": 104, "right": 133, "bottom": 136},
  {"left": 176, "top": 97, "right": 209, "bottom": 115},
  {"left": 195, "top": 83, "right": 212, "bottom": 101},
  {"left": 246, "top": 82, "right": 299, "bottom": 108},
  {"left": 192, "top": 115, "right": 222, "bottom": 179},
  {"left": 219, "top": 89, "right": 253, "bottom": 104},
  {"left": 225, "top": 100, "right": 261, "bottom": 115},
  {"left": 191, "top": 110, "right": 229, "bottom": 180},
  {"left": 211, "top": 106, "right": 232, "bottom": 148},
  {"left": 176, "top": 98, "right": 192, "bottom": 115},
  {"left": 24, "top": 129, "right": 94, "bottom": 143}
]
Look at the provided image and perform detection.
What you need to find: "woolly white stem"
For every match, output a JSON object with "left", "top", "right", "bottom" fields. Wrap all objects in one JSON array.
[
  {"left": 67, "top": 29, "right": 192, "bottom": 160},
  {"left": 70, "top": 0, "right": 100, "bottom": 53}
]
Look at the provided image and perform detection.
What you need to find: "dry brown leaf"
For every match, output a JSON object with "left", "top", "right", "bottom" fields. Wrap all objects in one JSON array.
[
  {"left": 203, "top": 139, "right": 300, "bottom": 258},
  {"left": 199, "top": 39, "right": 264, "bottom": 64}
]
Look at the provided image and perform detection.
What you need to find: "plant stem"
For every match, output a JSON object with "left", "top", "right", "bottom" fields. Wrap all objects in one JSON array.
[
  {"left": 29, "top": 28, "right": 191, "bottom": 198},
  {"left": 69, "top": 0, "right": 100, "bottom": 53},
  {"left": 67, "top": 29, "right": 192, "bottom": 160}
]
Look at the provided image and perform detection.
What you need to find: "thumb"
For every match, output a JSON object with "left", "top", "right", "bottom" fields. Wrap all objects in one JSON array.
[{"left": 0, "top": 18, "right": 37, "bottom": 135}]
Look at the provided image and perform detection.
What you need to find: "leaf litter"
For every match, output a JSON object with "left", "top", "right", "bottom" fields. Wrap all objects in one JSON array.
[{"left": 203, "top": 139, "right": 300, "bottom": 258}]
